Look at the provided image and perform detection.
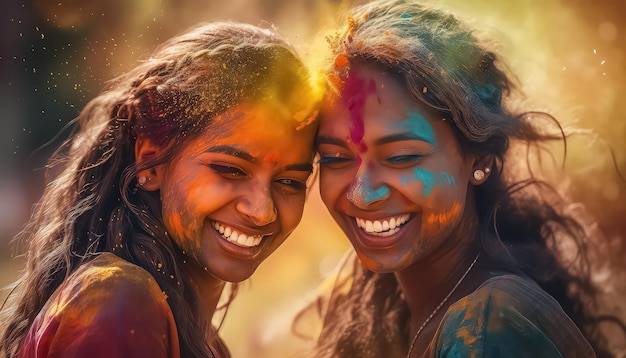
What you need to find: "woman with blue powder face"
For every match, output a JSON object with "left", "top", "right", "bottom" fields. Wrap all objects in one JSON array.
[{"left": 309, "top": 0, "right": 622, "bottom": 357}]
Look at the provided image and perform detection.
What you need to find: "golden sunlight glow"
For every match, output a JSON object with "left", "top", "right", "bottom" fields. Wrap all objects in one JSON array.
[{"left": 1, "top": 0, "right": 624, "bottom": 357}]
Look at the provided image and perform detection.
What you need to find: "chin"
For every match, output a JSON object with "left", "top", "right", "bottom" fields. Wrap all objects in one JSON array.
[
  {"left": 220, "top": 266, "right": 259, "bottom": 283},
  {"left": 354, "top": 250, "right": 408, "bottom": 273},
  {"left": 202, "top": 260, "right": 260, "bottom": 283},
  {"left": 225, "top": 274, "right": 253, "bottom": 283}
]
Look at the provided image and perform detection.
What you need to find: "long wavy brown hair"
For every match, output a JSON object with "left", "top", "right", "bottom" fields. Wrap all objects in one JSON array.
[
  {"left": 307, "top": 0, "right": 624, "bottom": 357},
  {"left": 0, "top": 21, "right": 316, "bottom": 358}
]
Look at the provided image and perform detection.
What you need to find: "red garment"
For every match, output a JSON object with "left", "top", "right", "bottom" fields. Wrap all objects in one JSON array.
[{"left": 19, "top": 253, "right": 180, "bottom": 358}]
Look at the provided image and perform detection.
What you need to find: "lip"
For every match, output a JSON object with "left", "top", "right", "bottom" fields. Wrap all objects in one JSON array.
[
  {"left": 209, "top": 220, "right": 273, "bottom": 258},
  {"left": 347, "top": 213, "right": 417, "bottom": 249}
]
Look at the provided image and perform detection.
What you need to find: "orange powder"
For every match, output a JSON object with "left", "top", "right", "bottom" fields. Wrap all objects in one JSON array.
[
  {"left": 347, "top": 16, "right": 358, "bottom": 37},
  {"left": 357, "top": 251, "right": 382, "bottom": 271},
  {"left": 334, "top": 53, "right": 349, "bottom": 71},
  {"left": 451, "top": 298, "right": 483, "bottom": 350},
  {"left": 426, "top": 202, "right": 461, "bottom": 226}
]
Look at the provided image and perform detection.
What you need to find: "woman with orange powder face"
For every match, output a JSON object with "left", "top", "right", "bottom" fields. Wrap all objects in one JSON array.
[
  {"left": 307, "top": 0, "right": 624, "bottom": 357},
  {"left": 0, "top": 22, "right": 318, "bottom": 357}
]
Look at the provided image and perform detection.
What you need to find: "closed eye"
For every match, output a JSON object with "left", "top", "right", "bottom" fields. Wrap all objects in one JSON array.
[
  {"left": 209, "top": 163, "right": 248, "bottom": 178},
  {"left": 386, "top": 154, "right": 422, "bottom": 165},
  {"left": 317, "top": 156, "right": 352, "bottom": 165}
]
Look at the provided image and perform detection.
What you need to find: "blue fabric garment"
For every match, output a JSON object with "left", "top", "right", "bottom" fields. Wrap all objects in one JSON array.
[{"left": 428, "top": 275, "right": 595, "bottom": 358}]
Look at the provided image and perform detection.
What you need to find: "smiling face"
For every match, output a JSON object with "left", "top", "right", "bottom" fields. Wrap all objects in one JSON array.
[
  {"left": 317, "top": 64, "right": 478, "bottom": 272},
  {"left": 150, "top": 100, "right": 316, "bottom": 283}
]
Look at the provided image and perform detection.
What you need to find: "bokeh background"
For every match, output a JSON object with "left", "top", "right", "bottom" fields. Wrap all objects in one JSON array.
[{"left": 1, "top": 0, "right": 625, "bottom": 357}]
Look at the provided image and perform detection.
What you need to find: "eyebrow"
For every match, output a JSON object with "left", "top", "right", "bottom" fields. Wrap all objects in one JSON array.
[
  {"left": 316, "top": 136, "right": 348, "bottom": 147},
  {"left": 206, "top": 145, "right": 313, "bottom": 172},
  {"left": 374, "top": 133, "right": 434, "bottom": 146},
  {"left": 205, "top": 145, "right": 255, "bottom": 162},
  {"left": 317, "top": 134, "right": 433, "bottom": 147},
  {"left": 284, "top": 163, "right": 314, "bottom": 172}
]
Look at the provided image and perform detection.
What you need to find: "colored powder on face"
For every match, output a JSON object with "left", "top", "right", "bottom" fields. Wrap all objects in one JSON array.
[
  {"left": 401, "top": 167, "right": 436, "bottom": 196},
  {"left": 341, "top": 70, "right": 377, "bottom": 152},
  {"left": 347, "top": 171, "right": 389, "bottom": 205},
  {"left": 400, "top": 111, "right": 437, "bottom": 145},
  {"left": 356, "top": 251, "right": 384, "bottom": 271},
  {"left": 441, "top": 172, "right": 457, "bottom": 187},
  {"left": 426, "top": 202, "right": 461, "bottom": 225},
  {"left": 167, "top": 214, "right": 185, "bottom": 239},
  {"left": 400, "top": 169, "right": 457, "bottom": 196}
]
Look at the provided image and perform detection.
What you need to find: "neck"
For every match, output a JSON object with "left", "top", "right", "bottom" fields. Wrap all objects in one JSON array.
[
  {"left": 187, "top": 265, "right": 227, "bottom": 322},
  {"left": 395, "top": 245, "right": 475, "bottom": 323},
  {"left": 395, "top": 211, "right": 481, "bottom": 336},
  {"left": 399, "top": 247, "right": 481, "bottom": 358},
  {"left": 397, "top": 200, "right": 480, "bottom": 321}
]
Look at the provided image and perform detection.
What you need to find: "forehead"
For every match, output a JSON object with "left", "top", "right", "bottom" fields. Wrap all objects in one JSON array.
[
  {"left": 183, "top": 101, "right": 317, "bottom": 157},
  {"left": 320, "top": 64, "right": 441, "bottom": 137}
]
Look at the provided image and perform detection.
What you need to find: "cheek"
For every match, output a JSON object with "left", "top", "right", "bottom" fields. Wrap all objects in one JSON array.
[
  {"left": 398, "top": 168, "right": 457, "bottom": 198},
  {"left": 396, "top": 168, "right": 464, "bottom": 225},
  {"left": 425, "top": 201, "right": 463, "bottom": 227},
  {"left": 162, "top": 197, "right": 199, "bottom": 249},
  {"left": 160, "top": 178, "right": 203, "bottom": 247},
  {"left": 278, "top": 193, "right": 307, "bottom": 229},
  {"left": 318, "top": 170, "right": 338, "bottom": 204}
]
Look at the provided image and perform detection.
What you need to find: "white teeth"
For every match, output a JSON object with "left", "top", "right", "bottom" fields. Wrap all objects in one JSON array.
[
  {"left": 212, "top": 222, "right": 263, "bottom": 248},
  {"left": 355, "top": 214, "right": 410, "bottom": 236}
]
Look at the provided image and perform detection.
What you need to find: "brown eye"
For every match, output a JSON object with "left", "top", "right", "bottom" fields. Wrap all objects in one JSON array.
[{"left": 276, "top": 178, "right": 306, "bottom": 192}]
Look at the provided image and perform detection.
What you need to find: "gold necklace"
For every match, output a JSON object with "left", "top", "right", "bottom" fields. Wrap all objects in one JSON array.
[{"left": 406, "top": 253, "right": 481, "bottom": 358}]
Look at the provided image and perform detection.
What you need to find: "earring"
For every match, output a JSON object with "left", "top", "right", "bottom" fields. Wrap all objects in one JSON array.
[
  {"left": 473, "top": 169, "right": 485, "bottom": 181},
  {"left": 138, "top": 176, "right": 147, "bottom": 186},
  {"left": 485, "top": 167, "right": 491, "bottom": 174}
]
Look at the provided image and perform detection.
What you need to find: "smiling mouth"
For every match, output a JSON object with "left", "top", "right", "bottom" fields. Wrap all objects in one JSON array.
[
  {"left": 355, "top": 214, "right": 410, "bottom": 237},
  {"left": 212, "top": 221, "right": 266, "bottom": 248}
]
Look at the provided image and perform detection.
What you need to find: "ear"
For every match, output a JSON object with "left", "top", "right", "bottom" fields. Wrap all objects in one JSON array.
[
  {"left": 469, "top": 154, "right": 494, "bottom": 185},
  {"left": 135, "top": 137, "right": 164, "bottom": 191}
]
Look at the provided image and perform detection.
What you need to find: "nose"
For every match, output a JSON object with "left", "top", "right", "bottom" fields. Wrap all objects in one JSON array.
[
  {"left": 236, "top": 186, "right": 278, "bottom": 226},
  {"left": 346, "top": 167, "right": 390, "bottom": 208}
]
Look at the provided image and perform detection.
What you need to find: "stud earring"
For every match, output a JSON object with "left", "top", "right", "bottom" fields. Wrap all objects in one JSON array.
[
  {"left": 473, "top": 169, "right": 485, "bottom": 181},
  {"left": 138, "top": 176, "right": 147, "bottom": 186},
  {"left": 485, "top": 167, "right": 491, "bottom": 174}
]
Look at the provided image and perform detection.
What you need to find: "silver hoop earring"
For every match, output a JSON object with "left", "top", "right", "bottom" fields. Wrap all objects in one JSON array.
[{"left": 473, "top": 169, "right": 485, "bottom": 181}]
